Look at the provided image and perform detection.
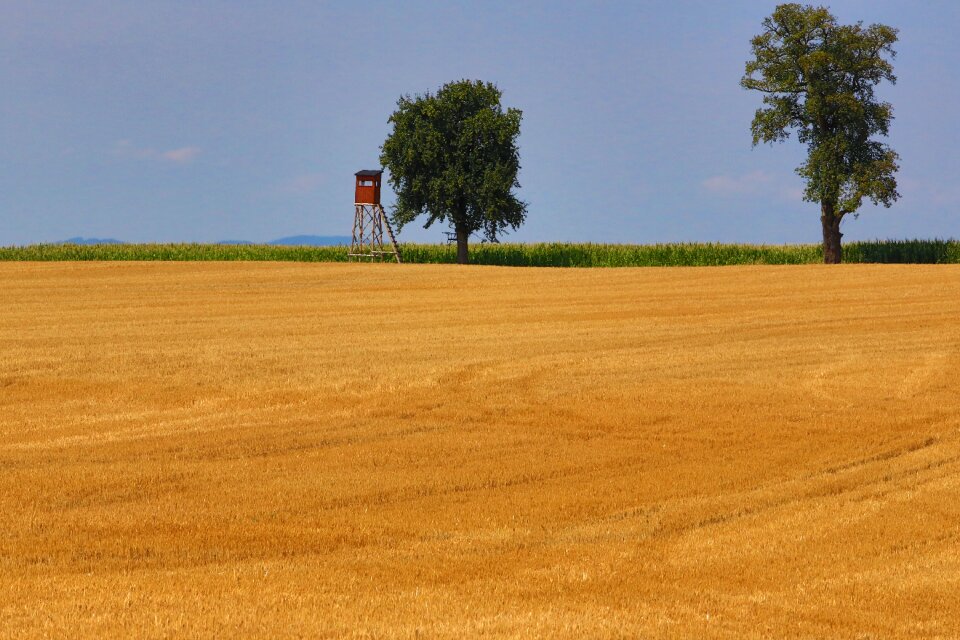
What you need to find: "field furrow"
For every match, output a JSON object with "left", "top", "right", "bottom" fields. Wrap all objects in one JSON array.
[{"left": 1, "top": 262, "right": 958, "bottom": 638}]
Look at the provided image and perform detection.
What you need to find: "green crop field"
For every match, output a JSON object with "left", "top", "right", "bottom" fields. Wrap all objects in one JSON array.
[{"left": 1, "top": 239, "right": 958, "bottom": 266}]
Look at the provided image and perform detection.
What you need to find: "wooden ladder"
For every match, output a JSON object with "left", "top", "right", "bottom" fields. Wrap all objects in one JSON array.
[{"left": 381, "top": 210, "right": 402, "bottom": 263}]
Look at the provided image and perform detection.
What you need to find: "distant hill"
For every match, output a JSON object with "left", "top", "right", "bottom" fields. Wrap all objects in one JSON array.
[
  {"left": 53, "top": 235, "right": 353, "bottom": 246},
  {"left": 268, "top": 235, "right": 352, "bottom": 246},
  {"left": 60, "top": 237, "right": 124, "bottom": 245}
]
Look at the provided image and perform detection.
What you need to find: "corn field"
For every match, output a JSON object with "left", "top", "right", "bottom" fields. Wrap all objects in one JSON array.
[{"left": 1, "top": 239, "right": 958, "bottom": 265}]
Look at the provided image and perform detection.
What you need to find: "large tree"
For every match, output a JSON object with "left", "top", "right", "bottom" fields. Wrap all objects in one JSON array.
[
  {"left": 742, "top": 4, "right": 899, "bottom": 263},
  {"left": 380, "top": 80, "right": 527, "bottom": 264}
]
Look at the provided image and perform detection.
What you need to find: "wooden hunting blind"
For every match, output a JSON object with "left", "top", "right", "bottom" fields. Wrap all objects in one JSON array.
[
  {"left": 348, "top": 169, "right": 401, "bottom": 262},
  {"left": 354, "top": 170, "right": 382, "bottom": 205}
]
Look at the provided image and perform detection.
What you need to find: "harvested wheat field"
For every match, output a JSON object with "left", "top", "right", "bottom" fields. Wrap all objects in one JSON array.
[{"left": 1, "top": 262, "right": 959, "bottom": 638}]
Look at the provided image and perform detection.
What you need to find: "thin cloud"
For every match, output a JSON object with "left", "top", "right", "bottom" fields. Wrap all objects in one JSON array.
[
  {"left": 113, "top": 139, "right": 156, "bottom": 160},
  {"left": 702, "top": 170, "right": 773, "bottom": 195},
  {"left": 900, "top": 177, "right": 960, "bottom": 206},
  {"left": 279, "top": 173, "right": 327, "bottom": 194},
  {"left": 703, "top": 170, "right": 803, "bottom": 202},
  {"left": 112, "top": 140, "right": 201, "bottom": 164},
  {"left": 780, "top": 186, "right": 805, "bottom": 201},
  {"left": 160, "top": 147, "right": 201, "bottom": 163}
]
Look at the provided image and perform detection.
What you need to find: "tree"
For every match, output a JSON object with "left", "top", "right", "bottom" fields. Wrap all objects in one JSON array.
[
  {"left": 380, "top": 80, "right": 527, "bottom": 264},
  {"left": 741, "top": 4, "right": 899, "bottom": 263}
]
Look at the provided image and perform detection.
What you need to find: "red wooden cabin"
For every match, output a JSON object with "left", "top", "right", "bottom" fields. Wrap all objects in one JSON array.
[{"left": 355, "top": 169, "right": 382, "bottom": 205}]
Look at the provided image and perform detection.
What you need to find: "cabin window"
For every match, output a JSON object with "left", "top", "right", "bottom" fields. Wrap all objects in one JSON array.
[{"left": 359, "top": 179, "right": 373, "bottom": 186}]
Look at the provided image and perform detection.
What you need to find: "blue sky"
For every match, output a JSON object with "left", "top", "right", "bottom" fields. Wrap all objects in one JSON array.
[{"left": 1, "top": 1, "right": 957, "bottom": 245}]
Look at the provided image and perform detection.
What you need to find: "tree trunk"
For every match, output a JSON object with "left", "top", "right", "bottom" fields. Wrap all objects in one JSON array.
[
  {"left": 455, "top": 225, "right": 469, "bottom": 264},
  {"left": 821, "top": 201, "right": 843, "bottom": 264}
]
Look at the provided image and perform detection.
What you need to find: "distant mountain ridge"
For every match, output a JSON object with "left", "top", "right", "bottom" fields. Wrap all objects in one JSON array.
[
  {"left": 60, "top": 235, "right": 353, "bottom": 246},
  {"left": 60, "top": 237, "right": 124, "bottom": 245},
  {"left": 268, "top": 235, "right": 351, "bottom": 246}
]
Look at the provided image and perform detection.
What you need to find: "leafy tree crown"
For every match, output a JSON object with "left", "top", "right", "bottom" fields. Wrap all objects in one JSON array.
[
  {"left": 741, "top": 3, "right": 899, "bottom": 216},
  {"left": 380, "top": 79, "right": 526, "bottom": 241}
]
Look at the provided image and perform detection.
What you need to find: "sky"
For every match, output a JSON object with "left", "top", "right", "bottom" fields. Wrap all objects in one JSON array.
[{"left": 1, "top": 0, "right": 958, "bottom": 245}]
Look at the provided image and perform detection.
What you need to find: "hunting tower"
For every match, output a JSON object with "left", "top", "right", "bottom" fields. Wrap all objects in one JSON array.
[{"left": 349, "top": 170, "right": 401, "bottom": 262}]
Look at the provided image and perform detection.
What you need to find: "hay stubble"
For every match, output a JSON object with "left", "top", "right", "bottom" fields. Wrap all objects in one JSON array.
[{"left": 1, "top": 263, "right": 958, "bottom": 637}]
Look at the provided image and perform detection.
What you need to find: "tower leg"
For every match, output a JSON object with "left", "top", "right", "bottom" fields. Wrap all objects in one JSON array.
[
  {"left": 378, "top": 205, "right": 402, "bottom": 263},
  {"left": 349, "top": 204, "right": 362, "bottom": 260},
  {"left": 372, "top": 207, "right": 383, "bottom": 260},
  {"left": 348, "top": 203, "right": 399, "bottom": 262}
]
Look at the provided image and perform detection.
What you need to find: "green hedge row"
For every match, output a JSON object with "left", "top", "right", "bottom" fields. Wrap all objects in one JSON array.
[{"left": 1, "top": 240, "right": 958, "bottom": 266}]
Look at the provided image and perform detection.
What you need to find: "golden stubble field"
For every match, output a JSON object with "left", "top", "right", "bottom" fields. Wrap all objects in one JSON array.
[{"left": 1, "top": 262, "right": 958, "bottom": 638}]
